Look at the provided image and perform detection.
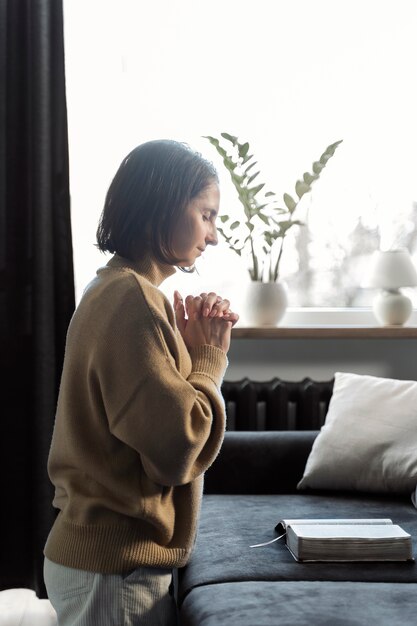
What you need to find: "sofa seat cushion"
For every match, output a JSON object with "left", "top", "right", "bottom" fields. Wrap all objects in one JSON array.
[
  {"left": 180, "top": 580, "right": 417, "bottom": 626},
  {"left": 178, "top": 494, "right": 417, "bottom": 603}
]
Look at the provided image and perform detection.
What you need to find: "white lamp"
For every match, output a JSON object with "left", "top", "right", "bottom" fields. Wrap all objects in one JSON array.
[{"left": 365, "top": 249, "right": 417, "bottom": 326}]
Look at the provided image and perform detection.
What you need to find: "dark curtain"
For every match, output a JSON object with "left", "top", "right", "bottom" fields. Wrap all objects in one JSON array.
[{"left": 0, "top": 0, "right": 75, "bottom": 598}]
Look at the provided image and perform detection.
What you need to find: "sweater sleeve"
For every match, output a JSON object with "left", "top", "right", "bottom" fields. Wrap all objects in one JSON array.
[{"left": 94, "top": 279, "right": 228, "bottom": 487}]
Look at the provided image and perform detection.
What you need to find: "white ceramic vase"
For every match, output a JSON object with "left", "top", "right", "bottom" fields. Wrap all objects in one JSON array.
[
  {"left": 243, "top": 281, "right": 288, "bottom": 326},
  {"left": 372, "top": 289, "right": 413, "bottom": 325}
]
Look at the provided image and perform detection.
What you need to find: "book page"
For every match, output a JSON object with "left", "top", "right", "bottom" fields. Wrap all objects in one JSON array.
[
  {"left": 290, "top": 524, "right": 410, "bottom": 540},
  {"left": 285, "top": 522, "right": 413, "bottom": 562},
  {"left": 276, "top": 518, "right": 392, "bottom": 532}
]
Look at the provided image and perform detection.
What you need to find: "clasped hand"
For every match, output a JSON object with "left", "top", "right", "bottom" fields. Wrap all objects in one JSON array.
[{"left": 173, "top": 290, "right": 239, "bottom": 353}]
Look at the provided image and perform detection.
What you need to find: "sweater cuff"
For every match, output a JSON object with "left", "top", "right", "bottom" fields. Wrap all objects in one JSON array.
[{"left": 188, "top": 345, "right": 228, "bottom": 387}]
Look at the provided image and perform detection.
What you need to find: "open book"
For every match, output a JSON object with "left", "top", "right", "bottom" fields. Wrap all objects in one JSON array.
[{"left": 274, "top": 519, "right": 413, "bottom": 562}]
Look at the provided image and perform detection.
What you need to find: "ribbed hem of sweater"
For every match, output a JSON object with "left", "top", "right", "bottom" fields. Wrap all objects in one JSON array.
[
  {"left": 188, "top": 344, "right": 228, "bottom": 387},
  {"left": 44, "top": 516, "right": 190, "bottom": 573}
]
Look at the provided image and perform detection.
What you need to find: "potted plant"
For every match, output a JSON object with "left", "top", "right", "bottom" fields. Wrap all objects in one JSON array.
[{"left": 204, "top": 133, "right": 342, "bottom": 324}]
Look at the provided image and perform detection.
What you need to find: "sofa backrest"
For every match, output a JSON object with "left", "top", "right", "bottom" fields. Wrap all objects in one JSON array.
[{"left": 204, "top": 430, "right": 319, "bottom": 494}]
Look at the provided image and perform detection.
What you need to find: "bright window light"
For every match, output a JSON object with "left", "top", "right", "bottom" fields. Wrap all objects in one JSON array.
[{"left": 63, "top": 0, "right": 417, "bottom": 312}]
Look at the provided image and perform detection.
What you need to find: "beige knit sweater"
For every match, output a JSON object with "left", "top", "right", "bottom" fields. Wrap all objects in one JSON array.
[{"left": 44, "top": 254, "right": 228, "bottom": 573}]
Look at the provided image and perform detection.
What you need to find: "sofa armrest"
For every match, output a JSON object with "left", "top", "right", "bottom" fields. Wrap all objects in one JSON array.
[{"left": 204, "top": 430, "right": 318, "bottom": 494}]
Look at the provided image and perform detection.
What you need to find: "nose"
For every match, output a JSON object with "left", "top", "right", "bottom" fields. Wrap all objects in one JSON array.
[{"left": 206, "top": 223, "right": 218, "bottom": 246}]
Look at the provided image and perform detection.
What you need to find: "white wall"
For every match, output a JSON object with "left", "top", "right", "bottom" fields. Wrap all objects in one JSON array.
[{"left": 226, "top": 339, "right": 417, "bottom": 381}]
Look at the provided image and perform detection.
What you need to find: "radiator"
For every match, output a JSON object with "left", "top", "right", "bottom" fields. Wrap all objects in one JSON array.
[{"left": 221, "top": 377, "right": 334, "bottom": 431}]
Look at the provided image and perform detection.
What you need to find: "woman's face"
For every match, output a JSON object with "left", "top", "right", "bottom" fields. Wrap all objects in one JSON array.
[{"left": 171, "top": 181, "right": 220, "bottom": 267}]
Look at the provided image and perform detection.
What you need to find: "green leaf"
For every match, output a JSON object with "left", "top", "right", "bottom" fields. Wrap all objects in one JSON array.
[
  {"left": 319, "top": 153, "right": 332, "bottom": 165},
  {"left": 230, "top": 221, "right": 240, "bottom": 230},
  {"left": 278, "top": 220, "right": 293, "bottom": 234},
  {"left": 223, "top": 160, "right": 236, "bottom": 173},
  {"left": 295, "top": 180, "right": 311, "bottom": 199},
  {"left": 244, "top": 161, "right": 258, "bottom": 174},
  {"left": 265, "top": 191, "right": 276, "bottom": 197},
  {"left": 220, "top": 215, "right": 229, "bottom": 223},
  {"left": 242, "top": 153, "right": 254, "bottom": 165},
  {"left": 312, "top": 161, "right": 324, "bottom": 175},
  {"left": 247, "top": 171, "right": 260, "bottom": 185},
  {"left": 277, "top": 220, "right": 304, "bottom": 236},
  {"left": 239, "top": 142, "right": 250, "bottom": 158},
  {"left": 303, "top": 172, "right": 316, "bottom": 185},
  {"left": 215, "top": 146, "right": 228, "bottom": 159},
  {"left": 221, "top": 132, "right": 238, "bottom": 144},
  {"left": 319, "top": 139, "right": 343, "bottom": 163},
  {"left": 271, "top": 207, "right": 288, "bottom": 216},
  {"left": 231, "top": 172, "right": 245, "bottom": 186},
  {"left": 283, "top": 193, "right": 297, "bottom": 211},
  {"left": 325, "top": 139, "right": 343, "bottom": 155},
  {"left": 249, "top": 183, "right": 265, "bottom": 197},
  {"left": 258, "top": 212, "right": 270, "bottom": 225},
  {"left": 203, "top": 135, "right": 220, "bottom": 147}
]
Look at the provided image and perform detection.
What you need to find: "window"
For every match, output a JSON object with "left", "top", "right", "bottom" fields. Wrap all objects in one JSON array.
[{"left": 64, "top": 0, "right": 417, "bottom": 314}]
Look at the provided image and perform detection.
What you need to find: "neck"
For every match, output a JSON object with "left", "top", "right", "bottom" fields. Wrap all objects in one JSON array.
[{"left": 107, "top": 253, "right": 176, "bottom": 286}]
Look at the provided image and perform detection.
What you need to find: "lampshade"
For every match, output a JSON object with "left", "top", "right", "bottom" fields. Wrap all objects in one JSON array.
[{"left": 364, "top": 249, "right": 417, "bottom": 289}]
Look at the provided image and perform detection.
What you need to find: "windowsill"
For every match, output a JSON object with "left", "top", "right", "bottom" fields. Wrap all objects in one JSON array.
[
  {"left": 232, "top": 326, "right": 417, "bottom": 338},
  {"left": 233, "top": 308, "right": 417, "bottom": 338}
]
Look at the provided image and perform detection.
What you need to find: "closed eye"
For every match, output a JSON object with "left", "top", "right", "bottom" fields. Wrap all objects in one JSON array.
[{"left": 202, "top": 210, "right": 218, "bottom": 222}]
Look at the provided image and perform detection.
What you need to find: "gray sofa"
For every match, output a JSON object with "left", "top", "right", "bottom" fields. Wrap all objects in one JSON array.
[{"left": 178, "top": 431, "right": 417, "bottom": 625}]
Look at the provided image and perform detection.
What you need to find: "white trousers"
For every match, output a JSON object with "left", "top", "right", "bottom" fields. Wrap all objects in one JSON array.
[{"left": 43, "top": 557, "right": 178, "bottom": 626}]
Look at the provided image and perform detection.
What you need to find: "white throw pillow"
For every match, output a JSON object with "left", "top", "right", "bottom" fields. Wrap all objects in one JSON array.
[{"left": 297, "top": 372, "right": 417, "bottom": 494}]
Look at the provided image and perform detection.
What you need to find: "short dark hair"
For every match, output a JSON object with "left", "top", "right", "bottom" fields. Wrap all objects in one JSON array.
[{"left": 96, "top": 139, "right": 218, "bottom": 265}]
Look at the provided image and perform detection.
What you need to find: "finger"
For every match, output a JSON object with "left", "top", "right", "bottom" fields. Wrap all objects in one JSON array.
[
  {"left": 211, "top": 315, "right": 233, "bottom": 333},
  {"left": 222, "top": 311, "right": 239, "bottom": 327},
  {"left": 185, "top": 295, "right": 204, "bottom": 321},
  {"left": 173, "top": 290, "right": 183, "bottom": 311},
  {"left": 185, "top": 295, "right": 194, "bottom": 319},
  {"left": 199, "top": 292, "right": 209, "bottom": 317},
  {"left": 192, "top": 296, "right": 204, "bottom": 320},
  {"left": 173, "top": 291, "right": 186, "bottom": 332},
  {"left": 202, "top": 292, "right": 222, "bottom": 317},
  {"left": 209, "top": 298, "right": 231, "bottom": 318}
]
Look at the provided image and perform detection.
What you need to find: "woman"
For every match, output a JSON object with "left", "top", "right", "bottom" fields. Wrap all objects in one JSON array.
[{"left": 43, "top": 139, "right": 239, "bottom": 625}]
